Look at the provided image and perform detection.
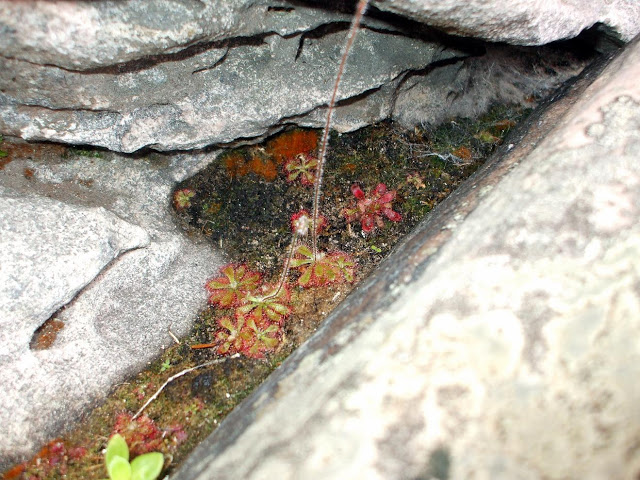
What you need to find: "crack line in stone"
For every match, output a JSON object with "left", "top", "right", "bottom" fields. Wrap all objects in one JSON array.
[{"left": 28, "top": 242, "right": 150, "bottom": 351}]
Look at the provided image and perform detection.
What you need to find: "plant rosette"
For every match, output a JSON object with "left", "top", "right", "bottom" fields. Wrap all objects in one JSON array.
[
  {"left": 290, "top": 209, "right": 327, "bottom": 236},
  {"left": 283, "top": 153, "right": 318, "bottom": 186},
  {"left": 235, "top": 283, "right": 292, "bottom": 325},
  {"left": 205, "top": 264, "right": 262, "bottom": 308},
  {"left": 291, "top": 245, "right": 356, "bottom": 288},
  {"left": 104, "top": 434, "right": 163, "bottom": 480},
  {"left": 213, "top": 313, "right": 283, "bottom": 359},
  {"left": 173, "top": 188, "right": 195, "bottom": 210},
  {"left": 342, "top": 183, "right": 402, "bottom": 234}
]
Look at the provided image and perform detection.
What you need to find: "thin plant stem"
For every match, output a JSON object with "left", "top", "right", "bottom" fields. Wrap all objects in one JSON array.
[
  {"left": 132, "top": 354, "right": 240, "bottom": 420},
  {"left": 263, "top": 233, "right": 299, "bottom": 300},
  {"left": 312, "top": 0, "right": 370, "bottom": 260}
]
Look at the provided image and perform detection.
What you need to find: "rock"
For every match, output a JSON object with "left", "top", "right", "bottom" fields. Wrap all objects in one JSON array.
[
  {"left": 0, "top": 195, "right": 150, "bottom": 362},
  {"left": 372, "top": 0, "right": 640, "bottom": 45},
  {"left": 0, "top": 146, "right": 223, "bottom": 469},
  {"left": 0, "top": 0, "right": 348, "bottom": 70},
  {"left": 0, "top": 0, "right": 600, "bottom": 153},
  {"left": 173, "top": 35, "right": 640, "bottom": 480},
  {"left": 392, "top": 43, "right": 589, "bottom": 129},
  {"left": 0, "top": 21, "right": 465, "bottom": 152}
]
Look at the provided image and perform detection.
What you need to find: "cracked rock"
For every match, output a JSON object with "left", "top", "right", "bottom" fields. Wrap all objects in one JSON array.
[
  {"left": 0, "top": 146, "right": 222, "bottom": 469},
  {"left": 1, "top": 0, "right": 625, "bottom": 153},
  {"left": 0, "top": 195, "right": 150, "bottom": 362},
  {"left": 0, "top": 22, "right": 464, "bottom": 152}
]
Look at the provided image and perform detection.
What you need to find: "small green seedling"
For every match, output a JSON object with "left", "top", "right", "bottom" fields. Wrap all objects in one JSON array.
[
  {"left": 104, "top": 434, "right": 164, "bottom": 480},
  {"left": 159, "top": 359, "right": 171, "bottom": 373}
]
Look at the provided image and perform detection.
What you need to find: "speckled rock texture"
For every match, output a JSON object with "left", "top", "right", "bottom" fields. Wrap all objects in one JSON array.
[
  {"left": 0, "top": 0, "right": 608, "bottom": 153},
  {"left": 0, "top": 149, "right": 222, "bottom": 470},
  {"left": 0, "top": 0, "right": 465, "bottom": 152},
  {"left": 173, "top": 35, "right": 640, "bottom": 480},
  {"left": 372, "top": 0, "right": 640, "bottom": 45}
]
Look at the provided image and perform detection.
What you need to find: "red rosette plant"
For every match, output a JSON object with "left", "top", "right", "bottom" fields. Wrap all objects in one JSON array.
[
  {"left": 215, "top": 316, "right": 251, "bottom": 355},
  {"left": 290, "top": 209, "right": 327, "bottom": 236},
  {"left": 205, "top": 264, "right": 261, "bottom": 308},
  {"left": 342, "top": 183, "right": 402, "bottom": 233},
  {"left": 283, "top": 153, "right": 318, "bottom": 186},
  {"left": 235, "top": 283, "right": 292, "bottom": 325},
  {"left": 173, "top": 188, "right": 195, "bottom": 210},
  {"left": 240, "top": 316, "right": 283, "bottom": 359},
  {"left": 290, "top": 245, "right": 356, "bottom": 288}
]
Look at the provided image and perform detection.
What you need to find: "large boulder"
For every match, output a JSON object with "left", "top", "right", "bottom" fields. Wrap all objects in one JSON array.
[
  {"left": 0, "top": 147, "right": 222, "bottom": 469},
  {"left": 0, "top": 26, "right": 464, "bottom": 152},
  {"left": 173, "top": 34, "right": 640, "bottom": 480},
  {"left": 0, "top": 0, "right": 617, "bottom": 153}
]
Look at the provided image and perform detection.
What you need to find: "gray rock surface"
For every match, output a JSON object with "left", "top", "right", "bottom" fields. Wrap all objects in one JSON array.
[
  {"left": 173, "top": 35, "right": 640, "bottom": 480},
  {"left": 0, "top": 0, "right": 347, "bottom": 70},
  {"left": 393, "top": 43, "right": 589, "bottom": 129},
  {"left": 0, "top": 196, "right": 150, "bottom": 362},
  {"left": 0, "top": 147, "right": 222, "bottom": 469},
  {"left": 372, "top": 0, "right": 640, "bottom": 45},
  {"left": 0, "top": 0, "right": 605, "bottom": 153},
  {"left": 0, "top": 26, "right": 463, "bottom": 152}
]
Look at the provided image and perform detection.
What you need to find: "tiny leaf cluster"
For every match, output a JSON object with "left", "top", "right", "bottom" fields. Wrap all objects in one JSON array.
[
  {"left": 341, "top": 183, "right": 402, "bottom": 233},
  {"left": 203, "top": 264, "right": 290, "bottom": 359},
  {"left": 104, "top": 434, "right": 163, "bottom": 480}
]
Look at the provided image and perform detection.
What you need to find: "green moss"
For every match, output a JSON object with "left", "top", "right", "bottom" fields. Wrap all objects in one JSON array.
[
  {"left": 0, "top": 135, "right": 7, "bottom": 158},
  {"left": 69, "top": 148, "right": 104, "bottom": 158}
]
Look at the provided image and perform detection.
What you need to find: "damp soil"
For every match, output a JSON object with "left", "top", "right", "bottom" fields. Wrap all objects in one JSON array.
[{"left": 2, "top": 103, "right": 530, "bottom": 480}]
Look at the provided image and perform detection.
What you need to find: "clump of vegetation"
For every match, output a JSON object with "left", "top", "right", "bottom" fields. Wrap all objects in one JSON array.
[
  {"left": 69, "top": 147, "right": 104, "bottom": 158},
  {"left": 341, "top": 183, "right": 402, "bottom": 234},
  {"left": 104, "top": 434, "right": 163, "bottom": 480},
  {"left": 265, "top": 129, "right": 319, "bottom": 163},
  {"left": 0, "top": 135, "right": 7, "bottom": 159},
  {"left": 173, "top": 188, "right": 195, "bottom": 210},
  {"left": 2, "top": 439, "right": 87, "bottom": 479}
]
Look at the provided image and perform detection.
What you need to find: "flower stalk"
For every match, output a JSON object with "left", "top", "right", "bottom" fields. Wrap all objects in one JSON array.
[{"left": 312, "top": 0, "right": 370, "bottom": 260}]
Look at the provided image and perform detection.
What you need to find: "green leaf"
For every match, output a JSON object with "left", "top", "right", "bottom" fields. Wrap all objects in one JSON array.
[
  {"left": 107, "top": 455, "right": 132, "bottom": 480},
  {"left": 298, "top": 267, "right": 313, "bottom": 287},
  {"left": 130, "top": 452, "right": 164, "bottom": 480},
  {"left": 296, "top": 245, "right": 313, "bottom": 258},
  {"left": 0, "top": 150, "right": 7, "bottom": 158},
  {"left": 106, "top": 434, "right": 129, "bottom": 465}
]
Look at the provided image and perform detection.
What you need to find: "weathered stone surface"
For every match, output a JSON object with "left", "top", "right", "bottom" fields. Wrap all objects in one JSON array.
[
  {"left": 0, "top": 195, "right": 150, "bottom": 362},
  {"left": 0, "top": 24, "right": 462, "bottom": 152},
  {"left": 372, "top": 0, "right": 640, "bottom": 45},
  {"left": 0, "top": 0, "right": 602, "bottom": 153},
  {"left": 2, "top": 0, "right": 636, "bottom": 70},
  {"left": 0, "top": 147, "right": 223, "bottom": 469},
  {"left": 0, "top": 0, "right": 347, "bottom": 70},
  {"left": 393, "top": 43, "right": 589, "bottom": 129},
  {"left": 173, "top": 36, "right": 640, "bottom": 480}
]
